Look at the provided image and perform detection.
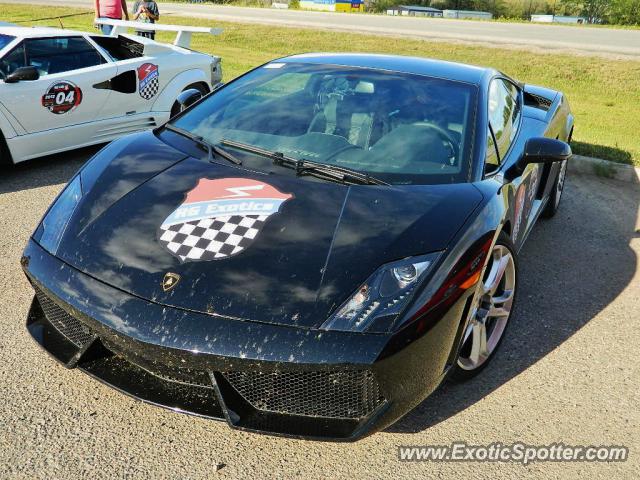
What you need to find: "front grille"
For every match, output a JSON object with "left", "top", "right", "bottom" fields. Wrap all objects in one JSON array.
[
  {"left": 79, "top": 354, "right": 225, "bottom": 420},
  {"left": 223, "top": 370, "right": 385, "bottom": 419},
  {"left": 98, "top": 337, "right": 214, "bottom": 390},
  {"left": 34, "top": 287, "right": 93, "bottom": 347}
]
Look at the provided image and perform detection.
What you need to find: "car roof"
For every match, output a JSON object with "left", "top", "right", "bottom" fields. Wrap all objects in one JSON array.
[
  {"left": 0, "top": 26, "right": 85, "bottom": 38},
  {"left": 279, "top": 53, "right": 495, "bottom": 85}
]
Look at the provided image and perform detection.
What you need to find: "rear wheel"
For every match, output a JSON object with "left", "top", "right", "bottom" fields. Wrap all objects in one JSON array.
[
  {"left": 541, "top": 159, "right": 567, "bottom": 218},
  {"left": 450, "top": 233, "right": 517, "bottom": 381},
  {"left": 170, "top": 83, "right": 209, "bottom": 118}
]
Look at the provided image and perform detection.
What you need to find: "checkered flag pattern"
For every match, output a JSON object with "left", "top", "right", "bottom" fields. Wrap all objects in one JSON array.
[
  {"left": 159, "top": 215, "right": 268, "bottom": 261},
  {"left": 140, "top": 75, "right": 159, "bottom": 100}
]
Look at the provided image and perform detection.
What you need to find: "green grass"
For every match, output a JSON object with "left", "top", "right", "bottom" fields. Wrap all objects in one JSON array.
[{"left": 4, "top": 4, "right": 640, "bottom": 165}]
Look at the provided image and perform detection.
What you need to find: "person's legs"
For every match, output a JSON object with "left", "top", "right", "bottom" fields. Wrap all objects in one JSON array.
[{"left": 100, "top": 23, "right": 113, "bottom": 35}]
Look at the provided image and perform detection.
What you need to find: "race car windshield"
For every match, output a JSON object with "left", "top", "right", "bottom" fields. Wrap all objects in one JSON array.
[{"left": 171, "top": 62, "right": 477, "bottom": 185}]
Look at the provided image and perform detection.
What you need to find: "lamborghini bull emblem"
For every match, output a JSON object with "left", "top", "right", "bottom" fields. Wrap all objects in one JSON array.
[
  {"left": 158, "top": 178, "right": 293, "bottom": 262},
  {"left": 162, "top": 272, "right": 181, "bottom": 292}
]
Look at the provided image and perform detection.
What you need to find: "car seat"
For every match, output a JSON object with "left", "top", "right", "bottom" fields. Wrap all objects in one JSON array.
[{"left": 307, "top": 79, "right": 388, "bottom": 149}]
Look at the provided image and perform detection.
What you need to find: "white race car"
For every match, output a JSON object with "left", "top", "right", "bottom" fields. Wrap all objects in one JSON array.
[{"left": 0, "top": 23, "right": 222, "bottom": 164}]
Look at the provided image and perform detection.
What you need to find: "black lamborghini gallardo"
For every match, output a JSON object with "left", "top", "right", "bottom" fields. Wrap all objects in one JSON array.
[{"left": 22, "top": 54, "right": 572, "bottom": 440}]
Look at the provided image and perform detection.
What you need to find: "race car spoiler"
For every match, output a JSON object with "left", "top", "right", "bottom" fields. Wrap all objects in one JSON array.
[{"left": 94, "top": 18, "right": 222, "bottom": 48}]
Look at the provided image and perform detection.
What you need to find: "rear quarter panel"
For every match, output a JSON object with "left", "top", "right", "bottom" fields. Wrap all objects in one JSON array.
[{"left": 150, "top": 50, "right": 213, "bottom": 112}]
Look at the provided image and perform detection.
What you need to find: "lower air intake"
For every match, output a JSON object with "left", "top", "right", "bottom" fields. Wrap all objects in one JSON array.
[
  {"left": 34, "top": 286, "right": 93, "bottom": 347},
  {"left": 223, "top": 370, "right": 385, "bottom": 419}
]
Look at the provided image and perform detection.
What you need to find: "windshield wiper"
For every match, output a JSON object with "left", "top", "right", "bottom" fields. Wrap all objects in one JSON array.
[
  {"left": 164, "top": 124, "right": 242, "bottom": 165},
  {"left": 221, "top": 138, "right": 388, "bottom": 186}
]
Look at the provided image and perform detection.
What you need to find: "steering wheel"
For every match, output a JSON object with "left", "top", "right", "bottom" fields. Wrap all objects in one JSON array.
[{"left": 414, "top": 122, "right": 460, "bottom": 166}]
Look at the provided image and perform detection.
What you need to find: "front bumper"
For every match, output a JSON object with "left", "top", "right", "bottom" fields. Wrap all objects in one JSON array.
[{"left": 22, "top": 239, "right": 469, "bottom": 440}]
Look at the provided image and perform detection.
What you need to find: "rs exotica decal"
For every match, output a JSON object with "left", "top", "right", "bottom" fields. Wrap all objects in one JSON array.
[
  {"left": 159, "top": 178, "right": 293, "bottom": 262},
  {"left": 513, "top": 183, "right": 527, "bottom": 240},
  {"left": 528, "top": 165, "right": 540, "bottom": 203},
  {"left": 42, "top": 81, "right": 82, "bottom": 114},
  {"left": 138, "top": 63, "right": 159, "bottom": 100}
]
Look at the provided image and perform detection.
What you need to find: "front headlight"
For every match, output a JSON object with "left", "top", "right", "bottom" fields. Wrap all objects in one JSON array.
[
  {"left": 36, "top": 175, "right": 82, "bottom": 255},
  {"left": 320, "top": 253, "right": 440, "bottom": 333}
]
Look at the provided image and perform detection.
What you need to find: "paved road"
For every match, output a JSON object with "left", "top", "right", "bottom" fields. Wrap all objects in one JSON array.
[
  {"left": 4, "top": 0, "right": 640, "bottom": 58},
  {"left": 0, "top": 150, "right": 638, "bottom": 479}
]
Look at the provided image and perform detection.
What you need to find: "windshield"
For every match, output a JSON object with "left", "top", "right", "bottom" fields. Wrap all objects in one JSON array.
[
  {"left": 0, "top": 34, "right": 15, "bottom": 51},
  {"left": 171, "top": 62, "right": 477, "bottom": 185}
]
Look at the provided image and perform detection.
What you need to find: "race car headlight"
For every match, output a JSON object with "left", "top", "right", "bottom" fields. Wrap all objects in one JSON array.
[
  {"left": 320, "top": 252, "right": 440, "bottom": 333},
  {"left": 36, "top": 175, "right": 82, "bottom": 256}
]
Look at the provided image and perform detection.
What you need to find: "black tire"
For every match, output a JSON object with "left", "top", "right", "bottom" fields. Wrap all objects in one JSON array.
[
  {"left": 170, "top": 83, "right": 209, "bottom": 118},
  {"left": 0, "top": 129, "right": 13, "bottom": 169},
  {"left": 541, "top": 159, "right": 568, "bottom": 218},
  {"left": 449, "top": 231, "right": 518, "bottom": 381}
]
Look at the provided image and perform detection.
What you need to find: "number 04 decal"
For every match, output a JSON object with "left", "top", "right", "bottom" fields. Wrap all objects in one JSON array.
[{"left": 42, "top": 81, "right": 83, "bottom": 115}]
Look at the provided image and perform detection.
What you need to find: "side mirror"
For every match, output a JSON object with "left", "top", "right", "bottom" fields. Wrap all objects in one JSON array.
[
  {"left": 522, "top": 137, "right": 572, "bottom": 165},
  {"left": 5, "top": 66, "right": 39, "bottom": 83},
  {"left": 176, "top": 88, "right": 203, "bottom": 112}
]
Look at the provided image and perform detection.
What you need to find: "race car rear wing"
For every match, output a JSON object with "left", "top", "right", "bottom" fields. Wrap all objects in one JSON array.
[{"left": 94, "top": 18, "right": 222, "bottom": 48}]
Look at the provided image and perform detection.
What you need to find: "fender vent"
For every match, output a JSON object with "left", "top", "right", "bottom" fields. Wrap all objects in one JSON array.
[
  {"left": 524, "top": 91, "right": 553, "bottom": 111},
  {"left": 93, "top": 118, "right": 158, "bottom": 140}
]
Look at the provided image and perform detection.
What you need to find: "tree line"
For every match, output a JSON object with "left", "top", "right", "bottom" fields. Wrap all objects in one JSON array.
[{"left": 368, "top": 0, "right": 640, "bottom": 25}]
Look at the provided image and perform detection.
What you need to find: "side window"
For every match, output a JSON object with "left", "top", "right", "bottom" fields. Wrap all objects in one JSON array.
[
  {"left": 485, "top": 126, "right": 499, "bottom": 174},
  {"left": 487, "top": 79, "right": 520, "bottom": 161},
  {"left": 24, "top": 37, "right": 104, "bottom": 76},
  {"left": 91, "top": 35, "right": 144, "bottom": 60},
  {"left": 0, "top": 43, "right": 26, "bottom": 78}
]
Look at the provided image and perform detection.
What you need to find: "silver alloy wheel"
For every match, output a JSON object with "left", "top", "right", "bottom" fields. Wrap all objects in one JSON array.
[
  {"left": 555, "top": 160, "right": 568, "bottom": 207},
  {"left": 457, "top": 244, "right": 516, "bottom": 371}
]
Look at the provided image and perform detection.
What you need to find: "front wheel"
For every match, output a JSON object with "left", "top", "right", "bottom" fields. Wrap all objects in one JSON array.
[{"left": 450, "top": 233, "right": 518, "bottom": 381}]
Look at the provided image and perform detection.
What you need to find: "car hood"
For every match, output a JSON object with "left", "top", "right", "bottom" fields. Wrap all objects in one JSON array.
[{"left": 57, "top": 135, "right": 483, "bottom": 328}]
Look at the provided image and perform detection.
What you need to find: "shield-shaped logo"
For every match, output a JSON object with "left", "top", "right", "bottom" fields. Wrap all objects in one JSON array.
[
  {"left": 162, "top": 272, "right": 181, "bottom": 292},
  {"left": 158, "top": 177, "right": 293, "bottom": 262},
  {"left": 138, "top": 63, "right": 159, "bottom": 100}
]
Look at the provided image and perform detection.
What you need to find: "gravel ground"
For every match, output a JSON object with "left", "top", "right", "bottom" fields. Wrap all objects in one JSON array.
[{"left": 0, "top": 150, "right": 638, "bottom": 479}]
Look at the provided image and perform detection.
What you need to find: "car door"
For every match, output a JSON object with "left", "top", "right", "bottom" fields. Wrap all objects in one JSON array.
[
  {"left": 486, "top": 78, "right": 539, "bottom": 245},
  {"left": 0, "top": 36, "right": 117, "bottom": 134},
  {"left": 87, "top": 34, "right": 168, "bottom": 118},
  {"left": 103, "top": 56, "right": 160, "bottom": 117}
]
